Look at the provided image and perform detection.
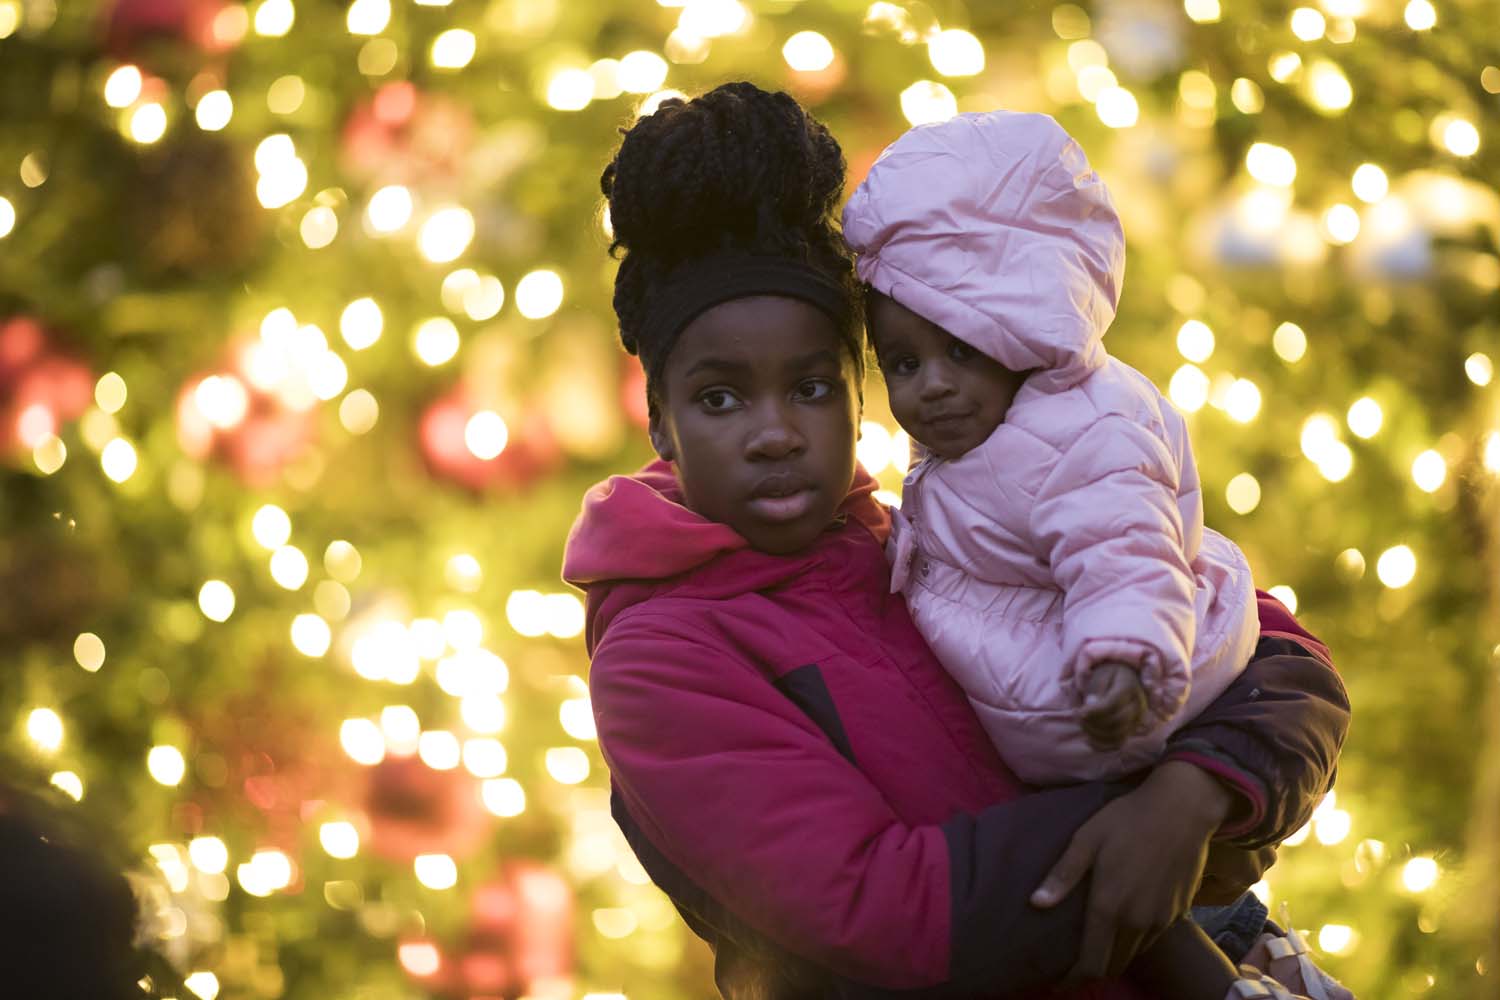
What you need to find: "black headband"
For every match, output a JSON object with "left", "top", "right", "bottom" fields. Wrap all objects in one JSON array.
[{"left": 635, "top": 253, "right": 854, "bottom": 366}]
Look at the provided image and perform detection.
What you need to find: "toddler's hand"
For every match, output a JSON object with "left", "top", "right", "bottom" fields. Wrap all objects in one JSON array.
[{"left": 1081, "top": 662, "right": 1147, "bottom": 750}]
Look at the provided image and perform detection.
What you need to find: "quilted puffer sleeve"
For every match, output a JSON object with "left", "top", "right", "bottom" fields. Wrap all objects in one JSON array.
[{"left": 1028, "top": 413, "right": 1196, "bottom": 721}]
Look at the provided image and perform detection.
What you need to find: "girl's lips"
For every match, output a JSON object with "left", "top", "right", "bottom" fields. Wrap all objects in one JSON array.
[{"left": 746, "top": 489, "right": 816, "bottom": 523}]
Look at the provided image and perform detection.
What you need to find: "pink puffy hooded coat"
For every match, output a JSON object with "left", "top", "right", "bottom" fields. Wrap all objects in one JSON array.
[{"left": 843, "top": 111, "right": 1260, "bottom": 784}]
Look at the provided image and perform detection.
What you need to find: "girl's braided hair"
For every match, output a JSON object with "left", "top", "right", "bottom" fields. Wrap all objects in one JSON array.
[{"left": 600, "top": 81, "right": 863, "bottom": 399}]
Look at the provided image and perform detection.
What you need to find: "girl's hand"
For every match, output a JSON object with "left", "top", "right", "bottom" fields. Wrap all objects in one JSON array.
[
  {"left": 1029, "top": 760, "right": 1233, "bottom": 984},
  {"left": 1081, "top": 662, "right": 1148, "bottom": 749}
]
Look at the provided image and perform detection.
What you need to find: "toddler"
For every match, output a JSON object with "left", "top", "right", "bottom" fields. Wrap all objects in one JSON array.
[{"left": 843, "top": 110, "right": 1260, "bottom": 785}]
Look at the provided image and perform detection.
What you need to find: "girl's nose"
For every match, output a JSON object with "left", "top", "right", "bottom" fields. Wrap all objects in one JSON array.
[{"left": 745, "top": 404, "right": 807, "bottom": 460}]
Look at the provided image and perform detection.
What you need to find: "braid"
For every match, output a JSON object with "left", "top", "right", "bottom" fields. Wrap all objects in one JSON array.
[{"left": 600, "top": 82, "right": 863, "bottom": 397}]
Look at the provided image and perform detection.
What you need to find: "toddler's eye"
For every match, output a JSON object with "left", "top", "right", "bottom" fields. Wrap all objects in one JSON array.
[
  {"left": 885, "top": 355, "right": 919, "bottom": 376},
  {"left": 949, "top": 340, "right": 977, "bottom": 362}
]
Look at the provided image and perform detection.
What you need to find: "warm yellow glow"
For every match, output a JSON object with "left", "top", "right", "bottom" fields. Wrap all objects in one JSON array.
[
  {"left": 32, "top": 435, "right": 66, "bottom": 474},
  {"left": 267, "top": 75, "right": 306, "bottom": 116},
  {"left": 0, "top": 196, "right": 14, "bottom": 238},
  {"left": 1168, "top": 364, "right": 1210, "bottom": 412},
  {"left": 0, "top": 2, "right": 17, "bottom": 38},
  {"left": 678, "top": 0, "right": 748, "bottom": 38},
  {"left": 443, "top": 609, "right": 484, "bottom": 649},
  {"left": 1175, "top": 320, "right": 1214, "bottom": 362},
  {"left": 1273, "top": 322, "right": 1307, "bottom": 363},
  {"left": 253, "top": 0, "right": 294, "bottom": 36},
  {"left": 464, "top": 410, "right": 509, "bottom": 459},
  {"left": 1246, "top": 143, "right": 1296, "bottom": 186},
  {"left": 324, "top": 540, "right": 362, "bottom": 581},
  {"left": 199, "top": 580, "right": 236, "bottom": 622},
  {"left": 128, "top": 103, "right": 168, "bottom": 144},
  {"left": 1290, "top": 6, "right": 1326, "bottom": 39},
  {"left": 366, "top": 185, "right": 414, "bottom": 233},
  {"left": 587, "top": 58, "right": 623, "bottom": 100},
  {"left": 1317, "top": 441, "right": 1353, "bottom": 481},
  {"left": 544, "top": 593, "right": 586, "bottom": 639},
  {"left": 1322, "top": 203, "right": 1360, "bottom": 244},
  {"left": 873, "top": 489, "right": 903, "bottom": 508},
  {"left": 238, "top": 849, "right": 293, "bottom": 897},
  {"left": 481, "top": 777, "right": 526, "bottom": 816},
  {"left": 1314, "top": 807, "right": 1352, "bottom": 845},
  {"left": 352, "top": 621, "right": 420, "bottom": 683},
  {"left": 1318, "top": 924, "right": 1356, "bottom": 955},
  {"left": 255, "top": 155, "right": 308, "bottom": 209},
  {"left": 512, "top": 269, "right": 563, "bottom": 319},
  {"left": 900, "top": 80, "right": 958, "bottom": 126},
  {"left": 547, "top": 68, "right": 595, "bottom": 111},
  {"left": 1306, "top": 60, "right": 1353, "bottom": 112},
  {"left": 1403, "top": 856, "right": 1440, "bottom": 892},
  {"left": 505, "top": 589, "right": 547, "bottom": 637},
  {"left": 270, "top": 545, "right": 309, "bottom": 590},
  {"left": 461, "top": 693, "right": 507, "bottom": 733},
  {"left": 445, "top": 553, "right": 483, "bottom": 592},
  {"left": 397, "top": 941, "right": 441, "bottom": 977},
  {"left": 414, "top": 853, "right": 459, "bottom": 889},
  {"left": 148, "top": 745, "right": 187, "bottom": 786},
  {"left": 413, "top": 317, "right": 460, "bottom": 366},
  {"left": 1457, "top": 354, "right": 1493, "bottom": 391},
  {"left": 618, "top": 50, "right": 669, "bottom": 93},
  {"left": 27, "top": 708, "right": 64, "bottom": 752},
  {"left": 665, "top": 28, "right": 711, "bottom": 64},
  {"left": 545, "top": 747, "right": 590, "bottom": 785},
  {"left": 1351, "top": 163, "right": 1388, "bottom": 203},
  {"left": 1095, "top": 87, "right": 1139, "bottom": 128},
  {"left": 1411, "top": 450, "right": 1446, "bottom": 492},
  {"left": 1376, "top": 545, "right": 1417, "bottom": 588},
  {"left": 340, "top": 718, "right": 386, "bottom": 765},
  {"left": 300, "top": 205, "right": 338, "bottom": 248},
  {"left": 251, "top": 504, "right": 292, "bottom": 549},
  {"left": 1302, "top": 413, "right": 1340, "bottom": 459},
  {"left": 417, "top": 206, "right": 475, "bottom": 263},
  {"left": 1066, "top": 40, "right": 1108, "bottom": 71},
  {"left": 1224, "top": 379, "right": 1262, "bottom": 423},
  {"left": 783, "top": 30, "right": 835, "bottom": 72},
  {"left": 346, "top": 0, "right": 390, "bottom": 35},
  {"left": 74, "top": 632, "right": 106, "bottom": 672},
  {"left": 1230, "top": 78, "right": 1265, "bottom": 114},
  {"left": 638, "top": 88, "right": 689, "bottom": 117},
  {"left": 418, "top": 730, "right": 462, "bottom": 770},
  {"left": 928, "top": 29, "right": 984, "bottom": 77},
  {"left": 1442, "top": 118, "right": 1480, "bottom": 156},
  {"left": 857, "top": 420, "right": 894, "bottom": 475},
  {"left": 95, "top": 371, "right": 128, "bottom": 413},
  {"left": 320, "top": 821, "right": 360, "bottom": 859},
  {"left": 1404, "top": 0, "right": 1436, "bottom": 30},
  {"left": 462, "top": 737, "right": 508, "bottom": 777},
  {"left": 290, "top": 613, "right": 332, "bottom": 657},
  {"left": 1183, "top": 0, "right": 1221, "bottom": 21},
  {"left": 100, "top": 438, "right": 138, "bottom": 482},
  {"left": 560, "top": 697, "right": 597, "bottom": 740},
  {"left": 1076, "top": 66, "right": 1118, "bottom": 102},
  {"left": 339, "top": 297, "right": 382, "bottom": 350},
  {"left": 379, "top": 705, "right": 421, "bottom": 753},
  {"left": 1345, "top": 397, "right": 1382, "bottom": 438},
  {"left": 1266, "top": 585, "right": 1298, "bottom": 614},
  {"left": 50, "top": 771, "right": 84, "bottom": 801},
  {"left": 185, "top": 971, "right": 221, "bottom": 1000},
  {"left": 189, "top": 836, "right": 229, "bottom": 874},
  {"left": 1226, "top": 473, "right": 1261, "bottom": 515},
  {"left": 104, "top": 65, "right": 144, "bottom": 108},
  {"left": 1319, "top": 0, "right": 1366, "bottom": 15},
  {"left": 1178, "top": 71, "right": 1216, "bottom": 110}
]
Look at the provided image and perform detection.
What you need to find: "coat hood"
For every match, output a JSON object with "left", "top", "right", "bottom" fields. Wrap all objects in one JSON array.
[
  {"left": 561, "top": 459, "right": 890, "bottom": 649},
  {"left": 843, "top": 111, "right": 1125, "bottom": 391}
]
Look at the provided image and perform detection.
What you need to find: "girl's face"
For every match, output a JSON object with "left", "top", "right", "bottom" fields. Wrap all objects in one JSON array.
[
  {"left": 649, "top": 295, "right": 860, "bottom": 555},
  {"left": 869, "top": 292, "right": 1028, "bottom": 460}
]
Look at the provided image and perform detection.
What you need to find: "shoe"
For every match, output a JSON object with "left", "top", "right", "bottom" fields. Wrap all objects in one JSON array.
[{"left": 1239, "top": 924, "right": 1355, "bottom": 1000}]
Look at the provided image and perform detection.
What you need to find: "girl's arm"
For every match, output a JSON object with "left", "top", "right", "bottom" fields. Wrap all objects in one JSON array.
[{"left": 1026, "top": 413, "right": 1201, "bottom": 723}]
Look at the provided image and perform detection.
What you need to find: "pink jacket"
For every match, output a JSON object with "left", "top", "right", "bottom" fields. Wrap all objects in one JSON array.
[{"left": 843, "top": 111, "right": 1260, "bottom": 783}]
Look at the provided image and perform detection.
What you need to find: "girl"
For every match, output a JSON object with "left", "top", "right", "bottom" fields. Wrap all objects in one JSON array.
[
  {"left": 565, "top": 81, "right": 1349, "bottom": 1000},
  {"left": 843, "top": 110, "right": 1352, "bottom": 997}
]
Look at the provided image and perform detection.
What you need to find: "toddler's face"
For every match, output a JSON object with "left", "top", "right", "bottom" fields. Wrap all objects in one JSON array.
[{"left": 869, "top": 292, "right": 1028, "bottom": 460}]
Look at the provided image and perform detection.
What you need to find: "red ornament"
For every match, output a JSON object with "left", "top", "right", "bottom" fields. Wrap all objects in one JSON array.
[
  {"left": 418, "top": 385, "right": 561, "bottom": 493},
  {"left": 340, "top": 84, "right": 476, "bottom": 190},
  {"left": 102, "top": 0, "right": 238, "bottom": 56},
  {"left": 175, "top": 353, "right": 317, "bottom": 487},
  {"left": 362, "top": 755, "right": 491, "bottom": 863},
  {"left": 400, "top": 863, "right": 575, "bottom": 999},
  {"left": 0, "top": 317, "right": 93, "bottom": 454}
]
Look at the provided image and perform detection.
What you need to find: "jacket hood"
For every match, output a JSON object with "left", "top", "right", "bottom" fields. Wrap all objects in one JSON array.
[
  {"left": 843, "top": 111, "right": 1125, "bottom": 392},
  {"left": 562, "top": 459, "right": 890, "bottom": 649}
]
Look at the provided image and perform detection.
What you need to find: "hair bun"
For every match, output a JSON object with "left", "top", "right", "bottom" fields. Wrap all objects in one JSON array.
[{"left": 601, "top": 82, "right": 846, "bottom": 264}]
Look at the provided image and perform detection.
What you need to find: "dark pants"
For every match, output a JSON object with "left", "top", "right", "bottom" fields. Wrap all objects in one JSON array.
[{"left": 1192, "top": 891, "right": 1269, "bottom": 964}]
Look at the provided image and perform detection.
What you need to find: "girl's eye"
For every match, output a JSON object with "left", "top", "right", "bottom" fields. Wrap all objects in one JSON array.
[
  {"left": 698, "top": 389, "right": 740, "bottom": 411},
  {"left": 795, "top": 379, "right": 834, "bottom": 401},
  {"left": 949, "top": 340, "right": 977, "bottom": 362}
]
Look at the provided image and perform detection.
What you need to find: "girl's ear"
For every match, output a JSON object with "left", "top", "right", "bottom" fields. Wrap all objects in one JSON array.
[{"left": 647, "top": 402, "right": 675, "bottom": 462}]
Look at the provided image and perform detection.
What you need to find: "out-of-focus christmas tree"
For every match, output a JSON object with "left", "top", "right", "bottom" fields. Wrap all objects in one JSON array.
[{"left": 1, "top": 0, "right": 1496, "bottom": 997}]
